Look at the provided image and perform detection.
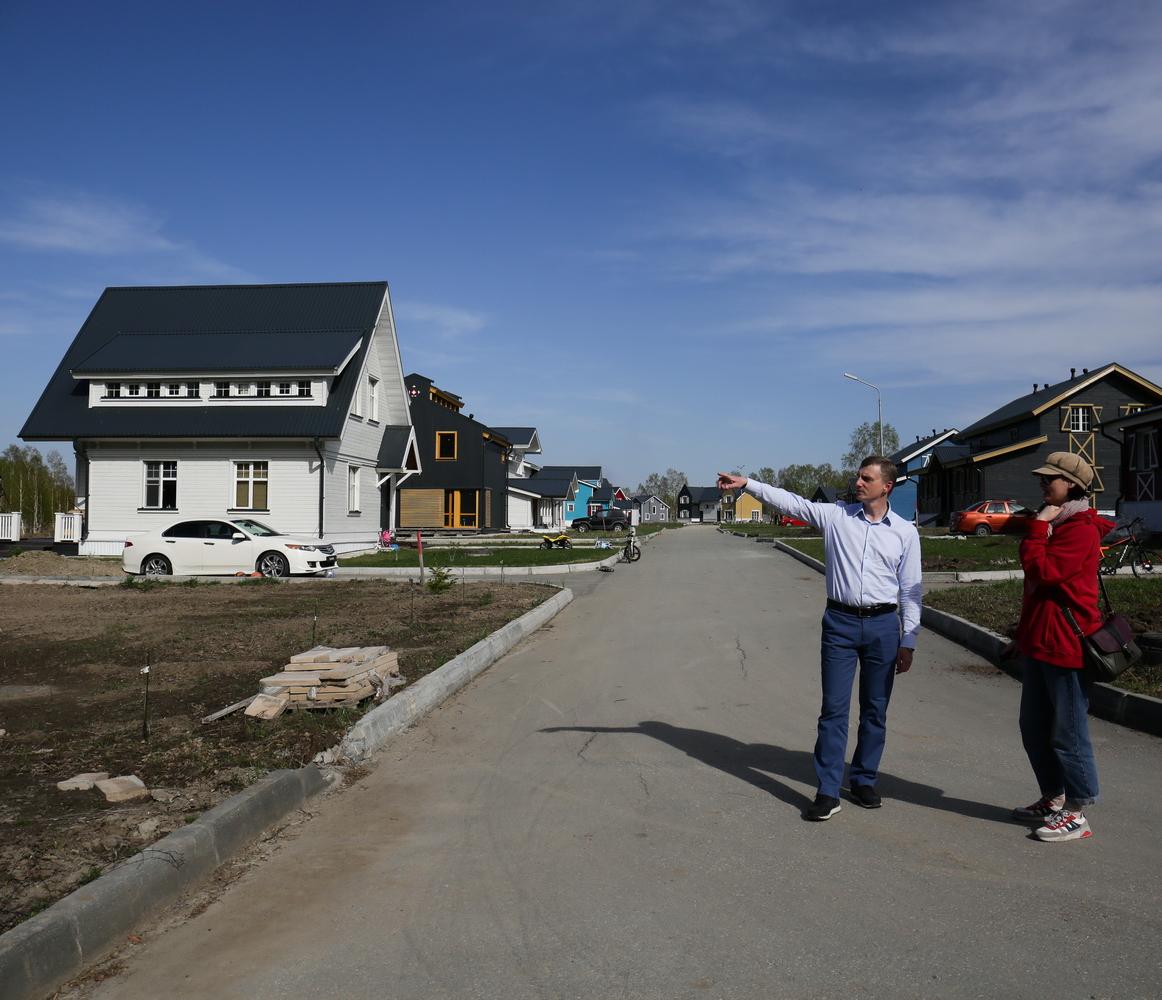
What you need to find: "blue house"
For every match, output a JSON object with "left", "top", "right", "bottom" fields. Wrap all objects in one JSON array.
[
  {"left": 888, "top": 429, "right": 958, "bottom": 524},
  {"left": 531, "top": 465, "right": 602, "bottom": 524}
]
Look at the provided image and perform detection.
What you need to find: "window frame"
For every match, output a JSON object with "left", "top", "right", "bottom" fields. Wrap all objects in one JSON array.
[
  {"left": 347, "top": 464, "right": 361, "bottom": 513},
  {"left": 1068, "top": 406, "right": 1091, "bottom": 432},
  {"left": 213, "top": 381, "right": 230, "bottom": 399},
  {"left": 435, "top": 431, "right": 458, "bottom": 461},
  {"left": 256, "top": 381, "right": 272, "bottom": 398},
  {"left": 367, "top": 376, "right": 379, "bottom": 423},
  {"left": 142, "top": 460, "right": 178, "bottom": 510},
  {"left": 232, "top": 460, "right": 270, "bottom": 511}
]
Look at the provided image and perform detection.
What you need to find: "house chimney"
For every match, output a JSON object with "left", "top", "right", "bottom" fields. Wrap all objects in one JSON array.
[
  {"left": 1033, "top": 384, "right": 1038, "bottom": 392},
  {"left": 1083, "top": 367, "right": 1089, "bottom": 374},
  {"left": 1071, "top": 368, "right": 1076, "bottom": 379}
]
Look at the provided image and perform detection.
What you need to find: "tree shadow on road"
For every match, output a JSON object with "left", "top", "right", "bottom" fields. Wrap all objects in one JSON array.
[{"left": 541, "top": 720, "right": 1013, "bottom": 825}]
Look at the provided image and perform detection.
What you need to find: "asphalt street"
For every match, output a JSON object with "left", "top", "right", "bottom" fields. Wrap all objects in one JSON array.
[{"left": 87, "top": 526, "right": 1162, "bottom": 1000}]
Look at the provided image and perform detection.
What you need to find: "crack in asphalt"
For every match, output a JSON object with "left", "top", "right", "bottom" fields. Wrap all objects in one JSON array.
[
  {"left": 577, "top": 732, "right": 597, "bottom": 759},
  {"left": 735, "top": 636, "right": 748, "bottom": 679},
  {"left": 637, "top": 772, "right": 650, "bottom": 798}
]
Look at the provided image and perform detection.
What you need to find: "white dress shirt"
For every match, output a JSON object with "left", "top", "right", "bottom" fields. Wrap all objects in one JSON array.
[{"left": 743, "top": 479, "right": 923, "bottom": 648}]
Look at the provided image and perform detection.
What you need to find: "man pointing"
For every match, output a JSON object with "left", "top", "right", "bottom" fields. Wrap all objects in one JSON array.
[{"left": 717, "top": 459, "right": 922, "bottom": 821}]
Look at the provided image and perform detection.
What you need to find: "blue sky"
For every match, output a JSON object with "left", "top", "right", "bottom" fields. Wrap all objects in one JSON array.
[{"left": 3, "top": 0, "right": 1161, "bottom": 488}]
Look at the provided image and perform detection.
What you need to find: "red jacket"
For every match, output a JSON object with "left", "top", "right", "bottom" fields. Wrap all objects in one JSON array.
[{"left": 1016, "top": 508, "right": 1114, "bottom": 668}]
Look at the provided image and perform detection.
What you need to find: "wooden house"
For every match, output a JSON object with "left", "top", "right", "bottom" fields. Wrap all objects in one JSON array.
[{"left": 1103, "top": 403, "right": 1162, "bottom": 532}]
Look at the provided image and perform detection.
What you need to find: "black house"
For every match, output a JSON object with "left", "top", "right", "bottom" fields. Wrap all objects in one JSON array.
[
  {"left": 918, "top": 363, "right": 1162, "bottom": 523},
  {"left": 397, "top": 374, "right": 510, "bottom": 532}
]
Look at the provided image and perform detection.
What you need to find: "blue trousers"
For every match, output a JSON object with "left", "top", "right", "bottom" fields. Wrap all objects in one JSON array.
[
  {"left": 1019, "top": 656, "right": 1099, "bottom": 806},
  {"left": 815, "top": 608, "right": 901, "bottom": 798}
]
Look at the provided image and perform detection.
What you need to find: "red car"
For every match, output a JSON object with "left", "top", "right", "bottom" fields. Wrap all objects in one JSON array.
[{"left": 949, "top": 500, "right": 1033, "bottom": 535}]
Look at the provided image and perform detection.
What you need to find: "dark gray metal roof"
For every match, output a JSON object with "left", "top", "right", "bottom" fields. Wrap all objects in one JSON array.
[
  {"left": 376, "top": 426, "right": 415, "bottom": 470},
  {"left": 21, "top": 282, "right": 387, "bottom": 441},
  {"left": 72, "top": 330, "right": 364, "bottom": 374},
  {"left": 492, "top": 427, "right": 539, "bottom": 449},
  {"left": 929, "top": 444, "right": 973, "bottom": 466},
  {"left": 508, "top": 476, "right": 574, "bottom": 498},
  {"left": 536, "top": 465, "right": 601, "bottom": 482},
  {"left": 889, "top": 428, "right": 958, "bottom": 466},
  {"left": 682, "top": 486, "right": 721, "bottom": 503}
]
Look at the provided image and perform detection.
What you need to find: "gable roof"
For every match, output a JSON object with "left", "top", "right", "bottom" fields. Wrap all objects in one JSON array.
[
  {"left": 377, "top": 426, "right": 420, "bottom": 472},
  {"left": 535, "top": 465, "right": 601, "bottom": 482},
  {"left": 492, "top": 427, "right": 540, "bottom": 451},
  {"left": 889, "top": 428, "right": 959, "bottom": 467},
  {"left": 21, "top": 282, "right": 388, "bottom": 441},
  {"left": 631, "top": 493, "right": 670, "bottom": 507},
  {"left": 509, "top": 476, "right": 575, "bottom": 499},
  {"left": 681, "top": 486, "right": 721, "bottom": 504},
  {"left": 957, "top": 363, "right": 1162, "bottom": 438}
]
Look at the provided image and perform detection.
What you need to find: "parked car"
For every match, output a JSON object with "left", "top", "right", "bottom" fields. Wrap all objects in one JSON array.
[
  {"left": 949, "top": 500, "right": 1033, "bottom": 536},
  {"left": 570, "top": 511, "right": 630, "bottom": 533},
  {"left": 123, "top": 518, "right": 337, "bottom": 577}
]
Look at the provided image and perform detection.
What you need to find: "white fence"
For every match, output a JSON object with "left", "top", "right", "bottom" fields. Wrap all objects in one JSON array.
[
  {"left": 55, "top": 512, "right": 83, "bottom": 543},
  {"left": 0, "top": 512, "right": 22, "bottom": 542}
]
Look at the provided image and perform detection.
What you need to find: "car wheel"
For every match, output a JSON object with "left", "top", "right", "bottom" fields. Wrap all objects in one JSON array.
[
  {"left": 612, "top": 523, "right": 625, "bottom": 533},
  {"left": 258, "top": 551, "right": 290, "bottom": 578},
  {"left": 141, "top": 554, "right": 172, "bottom": 576},
  {"left": 574, "top": 522, "right": 589, "bottom": 533},
  {"left": 974, "top": 524, "right": 992, "bottom": 536}
]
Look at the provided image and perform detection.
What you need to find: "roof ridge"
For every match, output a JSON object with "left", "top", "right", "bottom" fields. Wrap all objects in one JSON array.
[{"left": 103, "top": 280, "right": 387, "bottom": 291}]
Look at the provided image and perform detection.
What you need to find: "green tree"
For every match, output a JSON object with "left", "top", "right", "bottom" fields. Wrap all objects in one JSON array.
[
  {"left": 776, "top": 462, "right": 849, "bottom": 498},
  {"left": 842, "top": 421, "right": 900, "bottom": 470},
  {"left": 755, "top": 466, "right": 776, "bottom": 486},
  {"left": 636, "top": 468, "right": 687, "bottom": 512},
  {"left": 0, "top": 444, "right": 77, "bottom": 534}
]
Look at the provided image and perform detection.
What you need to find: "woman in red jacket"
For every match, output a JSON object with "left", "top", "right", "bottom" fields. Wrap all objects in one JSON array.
[{"left": 1011, "top": 452, "right": 1112, "bottom": 842}]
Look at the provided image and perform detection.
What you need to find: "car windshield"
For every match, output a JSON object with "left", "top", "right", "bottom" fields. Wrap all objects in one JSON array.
[{"left": 230, "top": 519, "right": 282, "bottom": 536}]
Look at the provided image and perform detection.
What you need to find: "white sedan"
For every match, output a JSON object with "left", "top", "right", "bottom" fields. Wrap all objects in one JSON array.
[{"left": 123, "top": 518, "right": 337, "bottom": 578}]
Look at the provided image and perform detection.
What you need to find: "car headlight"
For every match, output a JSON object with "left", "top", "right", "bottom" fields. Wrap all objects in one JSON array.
[{"left": 285, "top": 544, "right": 317, "bottom": 552}]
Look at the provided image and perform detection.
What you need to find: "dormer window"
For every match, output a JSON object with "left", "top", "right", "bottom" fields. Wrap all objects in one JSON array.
[
  {"left": 257, "top": 381, "right": 271, "bottom": 398},
  {"left": 105, "top": 382, "right": 121, "bottom": 398},
  {"left": 214, "top": 381, "right": 230, "bottom": 398},
  {"left": 166, "top": 383, "right": 181, "bottom": 396},
  {"left": 297, "top": 380, "right": 311, "bottom": 398},
  {"left": 278, "top": 381, "right": 293, "bottom": 396},
  {"left": 236, "top": 383, "right": 251, "bottom": 397},
  {"left": 187, "top": 382, "right": 200, "bottom": 398},
  {"left": 147, "top": 382, "right": 161, "bottom": 398},
  {"left": 127, "top": 384, "right": 141, "bottom": 397}
]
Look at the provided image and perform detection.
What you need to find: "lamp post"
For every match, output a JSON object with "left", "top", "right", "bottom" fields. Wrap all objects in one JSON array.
[{"left": 843, "top": 372, "right": 883, "bottom": 455}]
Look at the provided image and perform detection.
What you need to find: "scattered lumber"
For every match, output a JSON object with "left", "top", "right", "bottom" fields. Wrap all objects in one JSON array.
[
  {"left": 253, "top": 646, "right": 402, "bottom": 713},
  {"left": 245, "top": 692, "right": 290, "bottom": 719},
  {"left": 201, "top": 695, "right": 257, "bottom": 725}
]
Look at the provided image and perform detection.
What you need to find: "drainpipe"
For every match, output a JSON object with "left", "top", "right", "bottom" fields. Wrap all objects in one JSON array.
[
  {"left": 313, "top": 439, "right": 325, "bottom": 540},
  {"left": 1097, "top": 420, "right": 1126, "bottom": 516},
  {"left": 75, "top": 442, "right": 89, "bottom": 542}
]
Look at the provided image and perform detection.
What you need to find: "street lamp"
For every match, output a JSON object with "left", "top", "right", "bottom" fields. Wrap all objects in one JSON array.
[{"left": 843, "top": 372, "right": 883, "bottom": 455}]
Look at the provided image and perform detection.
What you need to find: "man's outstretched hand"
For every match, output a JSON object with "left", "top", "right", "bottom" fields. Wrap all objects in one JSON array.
[{"left": 717, "top": 472, "right": 747, "bottom": 491}]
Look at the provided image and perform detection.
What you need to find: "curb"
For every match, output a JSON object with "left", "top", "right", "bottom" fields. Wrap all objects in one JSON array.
[
  {"left": 337, "top": 587, "right": 574, "bottom": 761},
  {"left": 0, "top": 767, "right": 328, "bottom": 1000},
  {"left": 0, "top": 588, "right": 576, "bottom": 1000},
  {"left": 337, "top": 554, "right": 619, "bottom": 578},
  {"left": 769, "top": 541, "right": 1162, "bottom": 739}
]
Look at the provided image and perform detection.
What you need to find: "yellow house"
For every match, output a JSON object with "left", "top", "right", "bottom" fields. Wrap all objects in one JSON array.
[{"left": 733, "top": 491, "right": 770, "bottom": 523}]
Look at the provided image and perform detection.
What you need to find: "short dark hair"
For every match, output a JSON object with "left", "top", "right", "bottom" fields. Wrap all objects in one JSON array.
[{"left": 860, "top": 455, "right": 898, "bottom": 492}]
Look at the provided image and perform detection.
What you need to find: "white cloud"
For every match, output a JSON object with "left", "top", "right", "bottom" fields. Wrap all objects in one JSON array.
[{"left": 394, "top": 301, "right": 487, "bottom": 339}]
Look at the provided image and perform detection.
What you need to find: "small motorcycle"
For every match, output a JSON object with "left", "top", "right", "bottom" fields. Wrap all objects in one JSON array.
[{"left": 540, "top": 533, "right": 573, "bottom": 550}]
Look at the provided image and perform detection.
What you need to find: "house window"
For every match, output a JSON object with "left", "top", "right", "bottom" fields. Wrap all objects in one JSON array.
[
  {"left": 143, "top": 461, "right": 177, "bottom": 509},
  {"left": 187, "top": 382, "right": 200, "bottom": 398},
  {"left": 1068, "top": 407, "right": 1090, "bottom": 432},
  {"left": 256, "top": 381, "right": 271, "bottom": 398},
  {"left": 127, "top": 383, "right": 141, "bottom": 397},
  {"left": 566, "top": 502, "right": 574, "bottom": 513},
  {"left": 278, "top": 381, "right": 293, "bottom": 396},
  {"left": 368, "top": 377, "right": 379, "bottom": 422},
  {"left": 146, "top": 382, "right": 161, "bottom": 398},
  {"left": 234, "top": 461, "right": 269, "bottom": 510},
  {"left": 352, "top": 380, "right": 363, "bottom": 417},
  {"left": 214, "top": 381, "right": 230, "bottom": 398},
  {"left": 297, "top": 380, "right": 311, "bottom": 398},
  {"left": 1131, "top": 429, "right": 1159, "bottom": 471},
  {"left": 166, "top": 383, "right": 181, "bottom": 397},
  {"left": 750, "top": 510, "right": 760, "bottom": 522},
  {"left": 348, "top": 465, "right": 361, "bottom": 512},
  {"left": 436, "top": 431, "right": 458, "bottom": 460},
  {"left": 105, "top": 382, "right": 121, "bottom": 398}
]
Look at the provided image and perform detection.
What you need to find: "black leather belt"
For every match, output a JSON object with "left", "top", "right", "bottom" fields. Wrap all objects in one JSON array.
[{"left": 827, "top": 599, "right": 898, "bottom": 618}]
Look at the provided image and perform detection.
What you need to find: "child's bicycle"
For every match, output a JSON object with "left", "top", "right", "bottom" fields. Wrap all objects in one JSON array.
[
  {"left": 620, "top": 525, "right": 641, "bottom": 563},
  {"left": 1099, "top": 517, "right": 1156, "bottom": 577}
]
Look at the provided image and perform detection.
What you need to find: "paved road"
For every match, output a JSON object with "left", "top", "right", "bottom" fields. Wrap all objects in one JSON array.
[{"left": 90, "top": 526, "right": 1162, "bottom": 1000}]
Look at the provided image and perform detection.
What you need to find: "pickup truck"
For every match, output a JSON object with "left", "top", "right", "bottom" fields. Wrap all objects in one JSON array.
[{"left": 570, "top": 511, "right": 630, "bottom": 533}]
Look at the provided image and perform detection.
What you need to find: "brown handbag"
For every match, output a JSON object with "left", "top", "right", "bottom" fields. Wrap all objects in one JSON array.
[{"left": 1058, "top": 574, "right": 1142, "bottom": 683}]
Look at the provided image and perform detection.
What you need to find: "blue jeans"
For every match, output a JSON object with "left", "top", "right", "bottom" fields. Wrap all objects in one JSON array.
[
  {"left": 815, "top": 608, "right": 901, "bottom": 798},
  {"left": 1019, "top": 656, "right": 1099, "bottom": 806}
]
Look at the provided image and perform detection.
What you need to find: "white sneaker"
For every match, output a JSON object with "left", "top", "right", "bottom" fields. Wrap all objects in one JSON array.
[
  {"left": 1034, "top": 808, "right": 1092, "bottom": 842},
  {"left": 1012, "top": 793, "right": 1065, "bottom": 823}
]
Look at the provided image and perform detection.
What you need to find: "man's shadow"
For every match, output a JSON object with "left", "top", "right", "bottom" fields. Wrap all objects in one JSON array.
[{"left": 541, "top": 721, "right": 1013, "bottom": 824}]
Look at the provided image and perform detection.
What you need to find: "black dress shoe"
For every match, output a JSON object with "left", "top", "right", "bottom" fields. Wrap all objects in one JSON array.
[
  {"left": 802, "top": 793, "right": 842, "bottom": 821},
  {"left": 849, "top": 784, "right": 882, "bottom": 809}
]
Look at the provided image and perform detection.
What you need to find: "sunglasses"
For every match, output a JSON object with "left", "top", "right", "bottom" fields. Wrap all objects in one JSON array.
[{"left": 1038, "top": 474, "right": 1064, "bottom": 485}]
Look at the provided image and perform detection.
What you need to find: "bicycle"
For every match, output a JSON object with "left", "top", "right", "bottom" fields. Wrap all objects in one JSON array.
[
  {"left": 1099, "top": 517, "right": 1156, "bottom": 577},
  {"left": 620, "top": 525, "right": 641, "bottom": 563}
]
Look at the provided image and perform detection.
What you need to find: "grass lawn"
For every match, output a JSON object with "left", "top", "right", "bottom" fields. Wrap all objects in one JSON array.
[
  {"left": 342, "top": 545, "right": 617, "bottom": 568},
  {"left": 781, "top": 535, "right": 1023, "bottom": 572},
  {"left": 925, "top": 578, "right": 1162, "bottom": 697},
  {"left": 721, "top": 523, "right": 820, "bottom": 539}
]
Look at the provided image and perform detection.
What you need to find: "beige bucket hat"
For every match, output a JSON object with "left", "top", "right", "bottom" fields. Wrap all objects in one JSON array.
[{"left": 1032, "top": 451, "right": 1094, "bottom": 490}]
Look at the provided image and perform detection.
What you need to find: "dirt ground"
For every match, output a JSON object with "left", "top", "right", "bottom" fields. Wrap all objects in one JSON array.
[
  {"left": 0, "top": 578, "right": 552, "bottom": 934},
  {"left": 1, "top": 550, "right": 125, "bottom": 576}
]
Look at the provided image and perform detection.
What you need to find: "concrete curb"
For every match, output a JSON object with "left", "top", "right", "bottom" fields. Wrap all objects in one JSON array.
[
  {"left": 338, "top": 587, "right": 575, "bottom": 761},
  {"left": 0, "top": 587, "right": 576, "bottom": 1000},
  {"left": 0, "top": 767, "right": 328, "bottom": 1000},
  {"left": 337, "top": 554, "right": 619, "bottom": 578},
  {"left": 769, "top": 541, "right": 1162, "bottom": 739}
]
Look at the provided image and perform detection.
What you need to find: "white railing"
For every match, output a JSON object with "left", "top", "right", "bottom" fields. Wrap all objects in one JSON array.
[
  {"left": 0, "top": 512, "right": 22, "bottom": 542},
  {"left": 55, "top": 512, "right": 83, "bottom": 543}
]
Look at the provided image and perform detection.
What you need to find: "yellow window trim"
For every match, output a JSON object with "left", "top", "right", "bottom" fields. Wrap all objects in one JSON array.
[
  {"left": 970, "top": 435, "right": 1048, "bottom": 463},
  {"left": 435, "top": 430, "right": 458, "bottom": 461}
]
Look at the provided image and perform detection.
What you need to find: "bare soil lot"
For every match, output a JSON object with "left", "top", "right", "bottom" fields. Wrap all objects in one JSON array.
[{"left": 0, "top": 578, "right": 553, "bottom": 933}]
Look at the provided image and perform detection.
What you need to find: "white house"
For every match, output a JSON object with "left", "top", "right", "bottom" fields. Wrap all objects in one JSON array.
[{"left": 20, "top": 281, "right": 420, "bottom": 556}]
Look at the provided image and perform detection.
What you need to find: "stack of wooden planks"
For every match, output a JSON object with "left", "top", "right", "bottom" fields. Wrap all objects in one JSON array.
[{"left": 245, "top": 645, "right": 403, "bottom": 719}]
